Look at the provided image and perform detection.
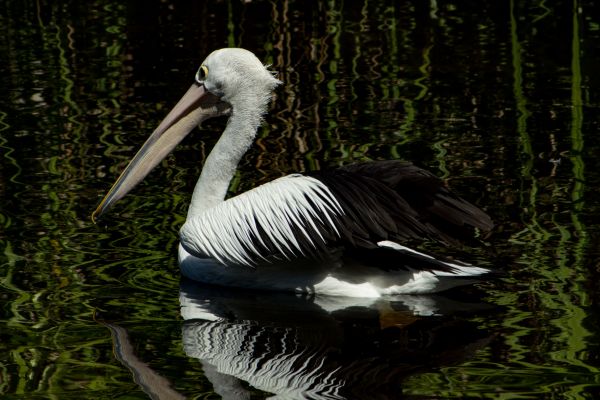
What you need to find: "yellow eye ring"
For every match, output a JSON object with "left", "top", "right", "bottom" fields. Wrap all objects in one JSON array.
[{"left": 195, "top": 65, "right": 209, "bottom": 83}]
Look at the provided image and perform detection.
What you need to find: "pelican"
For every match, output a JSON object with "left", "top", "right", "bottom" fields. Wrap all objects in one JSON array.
[{"left": 93, "top": 48, "right": 494, "bottom": 297}]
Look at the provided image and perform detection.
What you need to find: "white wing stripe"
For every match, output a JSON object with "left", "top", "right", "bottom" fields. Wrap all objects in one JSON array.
[
  {"left": 377, "top": 240, "right": 490, "bottom": 276},
  {"left": 180, "top": 175, "right": 344, "bottom": 266}
]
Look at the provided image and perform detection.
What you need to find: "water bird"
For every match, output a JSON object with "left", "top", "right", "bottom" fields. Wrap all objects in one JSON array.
[{"left": 93, "top": 48, "right": 493, "bottom": 297}]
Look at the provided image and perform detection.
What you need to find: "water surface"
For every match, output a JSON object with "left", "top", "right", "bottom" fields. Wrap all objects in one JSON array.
[{"left": 1, "top": 0, "right": 599, "bottom": 398}]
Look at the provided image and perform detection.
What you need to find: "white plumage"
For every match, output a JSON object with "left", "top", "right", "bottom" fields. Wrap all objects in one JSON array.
[{"left": 180, "top": 174, "right": 343, "bottom": 267}]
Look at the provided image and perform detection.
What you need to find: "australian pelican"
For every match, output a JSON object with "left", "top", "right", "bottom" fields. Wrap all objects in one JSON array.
[{"left": 93, "top": 48, "right": 493, "bottom": 297}]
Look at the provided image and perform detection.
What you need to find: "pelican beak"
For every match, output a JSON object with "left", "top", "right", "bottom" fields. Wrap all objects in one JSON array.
[{"left": 92, "top": 83, "right": 230, "bottom": 223}]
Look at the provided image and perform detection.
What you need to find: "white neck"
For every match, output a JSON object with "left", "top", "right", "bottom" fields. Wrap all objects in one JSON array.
[{"left": 186, "top": 108, "right": 261, "bottom": 219}]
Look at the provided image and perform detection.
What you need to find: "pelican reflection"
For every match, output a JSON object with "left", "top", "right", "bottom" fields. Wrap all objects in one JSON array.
[{"left": 180, "top": 280, "right": 494, "bottom": 399}]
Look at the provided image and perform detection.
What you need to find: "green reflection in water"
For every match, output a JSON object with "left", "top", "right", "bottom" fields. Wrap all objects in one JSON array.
[
  {"left": 1, "top": 0, "right": 600, "bottom": 398},
  {"left": 557, "top": 0, "right": 592, "bottom": 380},
  {"left": 0, "top": 2, "right": 174, "bottom": 397},
  {"left": 403, "top": 1, "right": 599, "bottom": 398},
  {"left": 0, "top": 111, "right": 21, "bottom": 186}
]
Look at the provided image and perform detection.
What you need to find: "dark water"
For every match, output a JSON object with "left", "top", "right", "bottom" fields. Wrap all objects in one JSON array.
[{"left": 1, "top": 0, "right": 600, "bottom": 398}]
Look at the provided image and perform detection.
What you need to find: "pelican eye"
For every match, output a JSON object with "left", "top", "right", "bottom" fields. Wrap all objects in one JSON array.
[{"left": 195, "top": 65, "right": 209, "bottom": 83}]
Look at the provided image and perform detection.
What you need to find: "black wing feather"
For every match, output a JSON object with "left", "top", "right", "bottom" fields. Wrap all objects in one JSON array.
[
  {"left": 186, "top": 162, "right": 493, "bottom": 267},
  {"left": 341, "top": 161, "right": 493, "bottom": 235},
  {"left": 309, "top": 160, "right": 493, "bottom": 250}
]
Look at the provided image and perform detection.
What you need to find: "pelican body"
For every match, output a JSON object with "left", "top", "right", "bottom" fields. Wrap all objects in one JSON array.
[{"left": 93, "top": 48, "right": 493, "bottom": 297}]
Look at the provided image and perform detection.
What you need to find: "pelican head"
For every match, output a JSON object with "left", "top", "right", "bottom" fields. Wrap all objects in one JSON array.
[
  {"left": 92, "top": 48, "right": 281, "bottom": 222},
  {"left": 199, "top": 48, "right": 280, "bottom": 114}
]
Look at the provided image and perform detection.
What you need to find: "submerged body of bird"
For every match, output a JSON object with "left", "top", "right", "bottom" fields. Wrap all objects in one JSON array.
[{"left": 93, "top": 48, "right": 493, "bottom": 297}]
